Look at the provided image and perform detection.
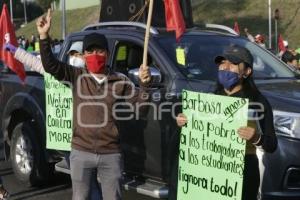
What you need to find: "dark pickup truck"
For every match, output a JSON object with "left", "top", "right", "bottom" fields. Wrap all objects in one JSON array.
[
  {"left": 0, "top": 61, "right": 55, "bottom": 186},
  {"left": 1, "top": 22, "right": 300, "bottom": 200}
]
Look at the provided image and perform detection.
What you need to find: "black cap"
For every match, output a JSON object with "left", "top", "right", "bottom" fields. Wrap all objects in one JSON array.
[
  {"left": 83, "top": 33, "right": 108, "bottom": 52},
  {"left": 214, "top": 45, "right": 253, "bottom": 68}
]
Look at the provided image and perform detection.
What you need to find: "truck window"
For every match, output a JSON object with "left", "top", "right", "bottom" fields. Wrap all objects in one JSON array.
[
  {"left": 112, "top": 41, "right": 156, "bottom": 76},
  {"left": 157, "top": 35, "right": 296, "bottom": 81}
]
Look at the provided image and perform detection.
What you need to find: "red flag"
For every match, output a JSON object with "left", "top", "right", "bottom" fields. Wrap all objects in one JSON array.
[
  {"left": 233, "top": 21, "right": 240, "bottom": 35},
  {"left": 0, "top": 4, "right": 26, "bottom": 82},
  {"left": 278, "top": 34, "right": 286, "bottom": 52},
  {"left": 164, "top": 0, "right": 186, "bottom": 42}
]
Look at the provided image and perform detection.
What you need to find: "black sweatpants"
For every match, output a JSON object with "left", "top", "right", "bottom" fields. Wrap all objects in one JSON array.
[{"left": 242, "top": 155, "right": 260, "bottom": 200}]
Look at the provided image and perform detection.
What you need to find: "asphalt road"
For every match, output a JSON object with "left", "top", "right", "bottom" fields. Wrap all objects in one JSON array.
[{"left": 0, "top": 161, "right": 156, "bottom": 200}]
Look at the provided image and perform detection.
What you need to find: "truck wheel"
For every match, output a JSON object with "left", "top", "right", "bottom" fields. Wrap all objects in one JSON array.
[{"left": 10, "top": 122, "right": 50, "bottom": 186}]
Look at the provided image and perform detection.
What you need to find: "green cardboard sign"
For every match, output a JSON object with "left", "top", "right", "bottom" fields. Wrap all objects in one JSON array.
[
  {"left": 44, "top": 73, "right": 73, "bottom": 151},
  {"left": 177, "top": 90, "right": 249, "bottom": 200}
]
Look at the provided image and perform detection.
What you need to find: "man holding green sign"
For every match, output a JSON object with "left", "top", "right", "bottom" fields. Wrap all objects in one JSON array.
[
  {"left": 4, "top": 40, "right": 103, "bottom": 199},
  {"left": 175, "top": 45, "right": 277, "bottom": 200},
  {"left": 37, "top": 8, "right": 152, "bottom": 200}
]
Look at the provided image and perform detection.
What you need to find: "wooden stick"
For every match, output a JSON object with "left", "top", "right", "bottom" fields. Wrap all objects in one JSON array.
[{"left": 142, "top": 0, "right": 154, "bottom": 69}]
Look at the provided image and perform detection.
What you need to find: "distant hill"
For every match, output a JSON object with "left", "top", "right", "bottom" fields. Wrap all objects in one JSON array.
[
  {"left": 193, "top": 0, "right": 300, "bottom": 49},
  {"left": 17, "top": 0, "right": 300, "bottom": 48},
  {"left": 16, "top": 6, "right": 100, "bottom": 40}
]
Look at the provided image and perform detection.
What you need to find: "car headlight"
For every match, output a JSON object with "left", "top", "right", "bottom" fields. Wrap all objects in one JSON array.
[{"left": 273, "top": 110, "right": 300, "bottom": 139}]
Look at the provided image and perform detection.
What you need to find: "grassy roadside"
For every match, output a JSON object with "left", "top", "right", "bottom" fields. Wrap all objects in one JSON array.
[
  {"left": 16, "top": 5, "right": 100, "bottom": 40},
  {"left": 193, "top": 0, "right": 300, "bottom": 49},
  {"left": 17, "top": 0, "right": 300, "bottom": 48}
]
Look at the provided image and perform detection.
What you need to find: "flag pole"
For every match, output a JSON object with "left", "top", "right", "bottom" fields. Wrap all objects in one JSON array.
[
  {"left": 61, "top": 0, "right": 66, "bottom": 40},
  {"left": 142, "top": 0, "right": 154, "bottom": 68},
  {"left": 268, "top": 0, "right": 272, "bottom": 49},
  {"left": 9, "top": 0, "right": 13, "bottom": 23}
]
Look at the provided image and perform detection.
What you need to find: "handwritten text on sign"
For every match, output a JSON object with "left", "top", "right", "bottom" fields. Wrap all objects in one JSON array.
[
  {"left": 45, "top": 73, "right": 73, "bottom": 151},
  {"left": 177, "top": 90, "right": 248, "bottom": 200}
]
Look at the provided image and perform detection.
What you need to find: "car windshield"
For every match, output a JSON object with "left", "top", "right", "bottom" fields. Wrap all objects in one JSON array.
[{"left": 157, "top": 34, "right": 297, "bottom": 81}]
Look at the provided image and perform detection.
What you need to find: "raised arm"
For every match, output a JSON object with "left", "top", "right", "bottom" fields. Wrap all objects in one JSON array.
[
  {"left": 244, "top": 28, "right": 255, "bottom": 42},
  {"left": 16, "top": 48, "right": 45, "bottom": 74},
  {"left": 36, "top": 9, "right": 81, "bottom": 84},
  {"left": 4, "top": 43, "right": 44, "bottom": 74}
]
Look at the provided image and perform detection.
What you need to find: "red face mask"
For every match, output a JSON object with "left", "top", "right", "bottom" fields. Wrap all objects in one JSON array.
[{"left": 85, "top": 54, "right": 106, "bottom": 74}]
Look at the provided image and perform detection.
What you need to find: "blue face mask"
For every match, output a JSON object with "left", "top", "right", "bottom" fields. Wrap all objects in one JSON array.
[{"left": 218, "top": 70, "right": 240, "bottom": 90}]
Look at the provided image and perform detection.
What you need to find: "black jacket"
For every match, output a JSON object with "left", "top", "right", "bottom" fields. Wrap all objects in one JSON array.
[
  {"left": 217, "top": 89, "right": 277, "bottom": 153},
  {"left": 40, "top": 38, "right": 150, "bottom": 154}
]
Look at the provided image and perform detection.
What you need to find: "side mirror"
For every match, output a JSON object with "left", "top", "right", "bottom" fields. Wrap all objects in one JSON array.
[{"left": 128, "top": 67, "right": 162, "bottom": 86}]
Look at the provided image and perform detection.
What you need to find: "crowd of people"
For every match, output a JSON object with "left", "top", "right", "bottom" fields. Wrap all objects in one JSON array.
[
  {"left": 17, "top": 27, "right": 300, "bottom": 76},
  {"left": 17, "top": 34, "right": 38, "bottom": 52},
  {"left": 2, "top": 8, "right": 152, "bottom": 200},
  {"left": 244, "top": 28, "right": 300, "bottom": 73},
  {"left": 16, "top": 34, "right": 63, "bottom": 55},
  {"left": 1, "top": 9, "right": 299, "bottom": 200},
  {"left": 15, "top": 26, "right": 300, "bottom": 76}
]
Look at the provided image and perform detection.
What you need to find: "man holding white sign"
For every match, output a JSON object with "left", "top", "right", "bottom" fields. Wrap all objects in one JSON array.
[{"left": 176, "top": 45, "right": 277, "bottom": 200}]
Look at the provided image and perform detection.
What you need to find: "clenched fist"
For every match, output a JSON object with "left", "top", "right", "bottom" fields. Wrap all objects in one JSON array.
[
  {"left": 238, "top": 126, "right": 260, "bottom": 143},
  {"left": 176, "top": 113, "right": 187, "bottom": 127},
  {"left": 139, "top": 64, "right": 151, "bottom": 84}
]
